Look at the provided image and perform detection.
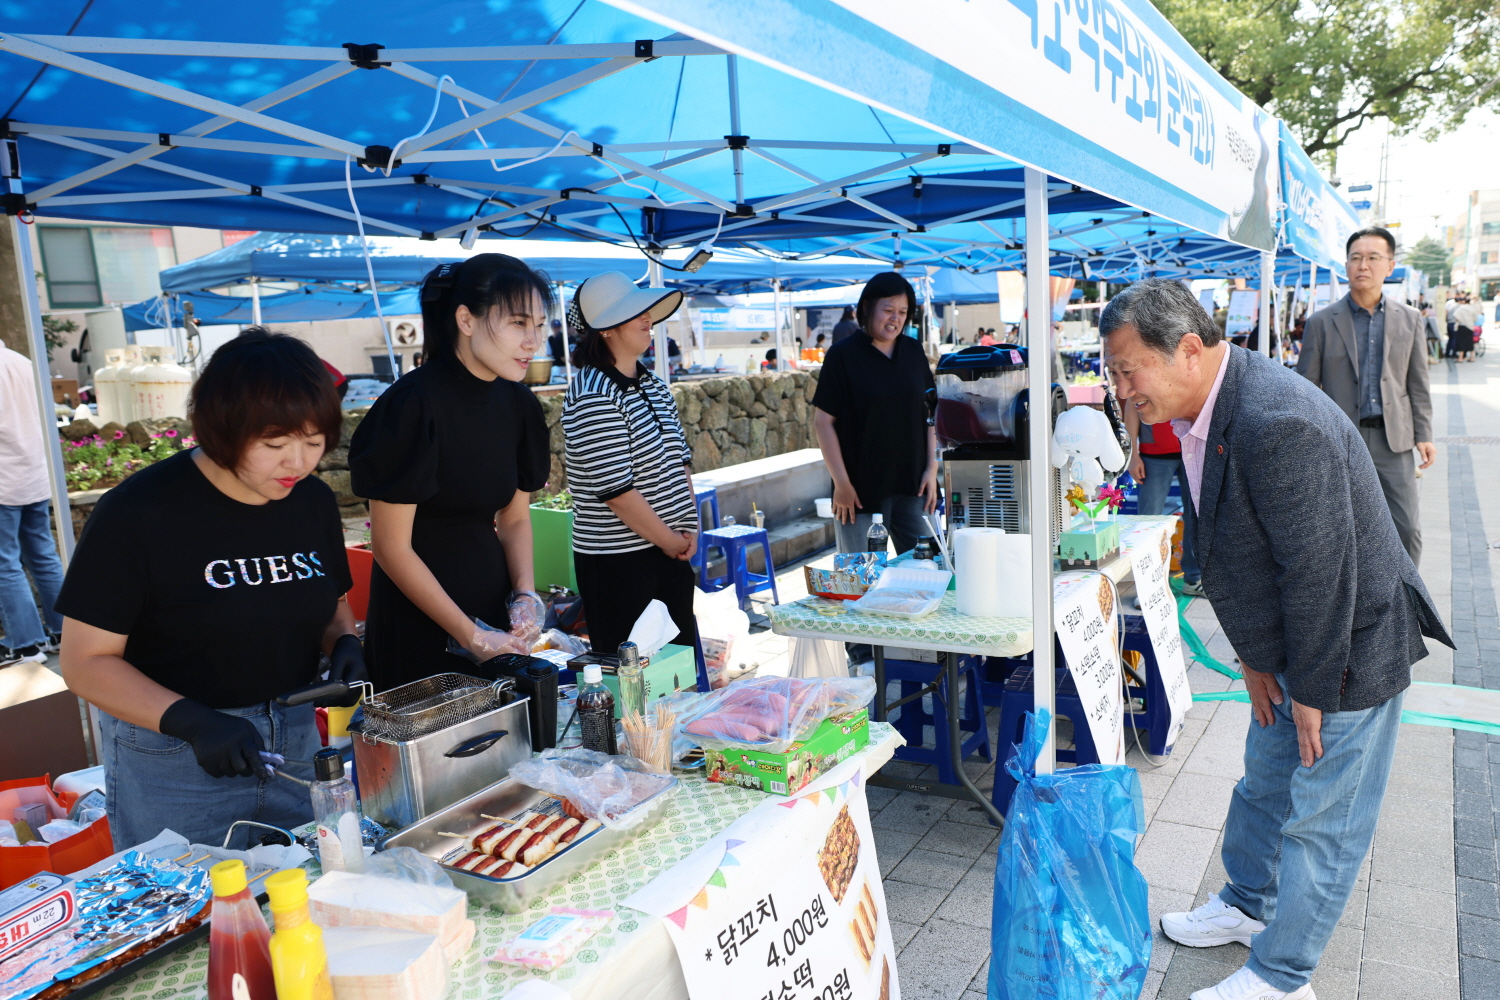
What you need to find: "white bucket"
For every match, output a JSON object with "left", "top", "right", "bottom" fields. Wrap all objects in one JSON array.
[{"left": 814, "top": 497, "right": 834, "bottom": 518}]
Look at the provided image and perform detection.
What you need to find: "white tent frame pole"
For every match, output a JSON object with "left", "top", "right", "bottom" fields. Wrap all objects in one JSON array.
[
  {"left": 773, "top": 277, "right": 786, "bottom": 373},
  {"left": 250, "top": 277, "right": 262, "bottom": 326},
  {"left": 9, "top": 35, "right": 728, "bottom": 61},
  {"left": 1023, "top": 166, "right": 1055, "bottom": 775},
  {"left": 649, "top": 258, "right": 668, "bottom": 383},
  {"left": 727, "top": 55, "right": 746, "bottom": 207},
  {"left": 1259, "top": 250, "right": 1273, "bottom": 357},
  {"left": 9, "top": 216, "right": 75, "bottom": 567}
]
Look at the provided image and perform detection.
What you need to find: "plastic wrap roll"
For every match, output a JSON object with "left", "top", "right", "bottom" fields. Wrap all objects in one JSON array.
[{"left": 954, "top": 527, "right": 1033, "bottom": 619}]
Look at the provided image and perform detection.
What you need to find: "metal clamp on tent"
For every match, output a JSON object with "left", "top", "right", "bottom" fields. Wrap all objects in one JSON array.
[{"left": 342, "top": 42, "right": 389, "bottom": 69}]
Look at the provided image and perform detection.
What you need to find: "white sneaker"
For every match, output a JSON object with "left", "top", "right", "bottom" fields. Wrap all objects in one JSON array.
[
  {"left": 1190, "top": 966, "right": 1314, "bottom": 1000},
  {"left": 1161, "top": 894, "right": 1267, "bottom": 948}
]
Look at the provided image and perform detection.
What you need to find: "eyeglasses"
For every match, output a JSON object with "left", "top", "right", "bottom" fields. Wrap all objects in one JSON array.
[{"left": 1346, "top": 254, "right": 1392, "bottom": 266}]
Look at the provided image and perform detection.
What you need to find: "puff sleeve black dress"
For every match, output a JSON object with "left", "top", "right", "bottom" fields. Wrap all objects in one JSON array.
[{"left": 348, "top": 355, "right": 549, "bottom": 690}]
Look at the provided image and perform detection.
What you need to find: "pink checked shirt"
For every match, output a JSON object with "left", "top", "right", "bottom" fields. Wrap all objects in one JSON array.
[{"left": 1170, "top": 345, "right": 1232, "bottom": 515}]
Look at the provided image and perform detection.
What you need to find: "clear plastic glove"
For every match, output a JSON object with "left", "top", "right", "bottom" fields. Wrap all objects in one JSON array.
[
  {"left": 507, "top": 591, "right": 545, "bottom": 647},
  {"left": 448, "top": 616, "right": 530, "bottom": 664}
]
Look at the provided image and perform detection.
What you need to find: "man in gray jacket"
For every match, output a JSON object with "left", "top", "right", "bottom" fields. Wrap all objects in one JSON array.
[
  {"left": 1296, "top": 226, "right": 1434, "bottom": 564},
  {"left": 1101, "top": 279, "right": 1452, "bottom": 1000}
]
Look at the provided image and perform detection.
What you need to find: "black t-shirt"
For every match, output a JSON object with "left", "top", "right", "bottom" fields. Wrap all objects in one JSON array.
[
  {"left": 829, "top": 319, "right": 861, "bottom": 346},
  {"left": 347, "top": 355, "right": 550, "bottom": 687},
  {"left": 811, "top": 332, "right": 935, "bottom": 504},
  {"left": 55, "top": 450, "right": 352, "bottom": 709}
]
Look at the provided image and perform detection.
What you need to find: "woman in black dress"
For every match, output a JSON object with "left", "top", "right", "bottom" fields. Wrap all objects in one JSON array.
[{"left": 349, "top": 255, "right": 552, "bottom": 690}]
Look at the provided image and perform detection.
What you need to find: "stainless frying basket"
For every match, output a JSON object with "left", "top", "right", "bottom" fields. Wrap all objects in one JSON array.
[{"left": 360, "top": 673, "right": 513, "bottom": 743}]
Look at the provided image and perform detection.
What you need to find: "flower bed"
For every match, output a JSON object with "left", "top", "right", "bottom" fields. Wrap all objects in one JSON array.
[{"left": 63, "top": 427, "right": 195, "bottom": 491}]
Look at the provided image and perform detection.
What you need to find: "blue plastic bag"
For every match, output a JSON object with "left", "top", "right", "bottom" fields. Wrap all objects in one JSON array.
[{"left": 989, "top": 709, "right": 1152, "bottom": 1000}]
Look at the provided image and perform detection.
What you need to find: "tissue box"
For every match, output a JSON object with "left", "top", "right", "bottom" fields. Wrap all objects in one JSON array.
[
  {"left": 1057, "top": 519, "right": 1121, "bottom": 567},
  {"left": 565, "top": 644, "right": 697, "bottom": 717},
  {"left": 705, "top": 710, "right": 869, "bottom": 796}
]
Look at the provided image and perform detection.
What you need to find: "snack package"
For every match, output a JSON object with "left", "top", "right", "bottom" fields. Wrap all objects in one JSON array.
[
  {"left": 677, "top": 676, "right": 876, "bottom": 753},
  {"left": 489, "top": 908, "right": 612, "bottom": 971},
  {"left": 507, "top": 749, "right": 674, "bottom": 831}
]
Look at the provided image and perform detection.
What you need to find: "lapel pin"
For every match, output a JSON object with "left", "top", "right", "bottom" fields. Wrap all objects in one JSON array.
[{"left": 1217, "top": 445, "right": 1224, "bottom": 454}]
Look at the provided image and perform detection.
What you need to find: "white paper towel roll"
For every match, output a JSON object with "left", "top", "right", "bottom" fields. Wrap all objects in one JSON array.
[{"left": 954, "top": 527, "right": 1033, "bottom": 618}]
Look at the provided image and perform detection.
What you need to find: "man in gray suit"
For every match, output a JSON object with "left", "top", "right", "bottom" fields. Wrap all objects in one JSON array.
[
  {"left": 1101, "top": 279, "right": 1451, "bottom": 1000},
  {"left": 1296, "top": 226, "right": 1435, "bottom": 564}
]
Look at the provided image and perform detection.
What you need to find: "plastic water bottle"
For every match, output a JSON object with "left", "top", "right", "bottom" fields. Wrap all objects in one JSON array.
[{"left": 866, "top": 513, "right": 890, "bottom": 554}]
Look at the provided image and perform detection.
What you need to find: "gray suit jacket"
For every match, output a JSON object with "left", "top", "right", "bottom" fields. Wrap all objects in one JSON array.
[
  {"left": 1198, "top": 347, "right": 1452, "bottom": 712},
  {"left": 1296, "top": 294, "right": 1432, "bottom": 452}
]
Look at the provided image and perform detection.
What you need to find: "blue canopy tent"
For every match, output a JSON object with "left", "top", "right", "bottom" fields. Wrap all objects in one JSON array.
[
  {"left": 0, "top": 0, "right": 1349, "bottom": 801},
  {"left": 121, "top": 286, "right": 422, "bottom": 332}
]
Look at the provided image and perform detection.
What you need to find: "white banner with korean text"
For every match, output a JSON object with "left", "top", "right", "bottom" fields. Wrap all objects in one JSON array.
[
  {"left": 1120, "top": 520, "right": 1193, "bottom": 748},
  {"left": 625, "top": 762, "right": 899, "bottom": 1000},
  {"left": 1054, "top": 570, "right": 1126, "bottom": 765}
]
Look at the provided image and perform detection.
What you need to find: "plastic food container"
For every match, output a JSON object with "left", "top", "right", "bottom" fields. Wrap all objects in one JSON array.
[{"left": 848, "top": 567, "right": 953, "bottom": 619}]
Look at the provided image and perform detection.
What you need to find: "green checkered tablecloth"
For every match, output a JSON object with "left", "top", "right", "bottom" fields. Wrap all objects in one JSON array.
[
  {"left": 770, "top": 591, "right": 1033, "bottom": 657},
  {"left": 90, "top": 725, "right": 901, "bottom": 1000}
]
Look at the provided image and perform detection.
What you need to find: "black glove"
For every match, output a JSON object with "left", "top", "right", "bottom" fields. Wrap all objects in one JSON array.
[
  {"left": 325, "top": 634, "right": 366, "bottom": 706},
  {"left": 158, "top": 697, "right": 265, "bottom": 779}
]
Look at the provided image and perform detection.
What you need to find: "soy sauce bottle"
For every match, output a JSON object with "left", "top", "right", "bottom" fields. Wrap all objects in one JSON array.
[{"left": 578, "top": 663, "right": 618, "bottom": 755}]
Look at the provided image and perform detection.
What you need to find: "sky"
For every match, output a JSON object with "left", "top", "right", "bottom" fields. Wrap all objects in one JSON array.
[{"left": 1336, "top": 106, "right": 1500, "bottom": 245}]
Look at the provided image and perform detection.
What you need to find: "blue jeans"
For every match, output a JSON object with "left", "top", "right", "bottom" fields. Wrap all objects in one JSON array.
[
  {"left": 101, "top": 701, "right": 320, "bottom": 850},
  {"left": 0, "top": 500, "right": 65, "bottom": 648},
  {"left": 1219, "top": 674, "right": 1405, "bottom": 991},
  {"left": 1135, "top": 454, "right": 1200, "bottom": 584}
]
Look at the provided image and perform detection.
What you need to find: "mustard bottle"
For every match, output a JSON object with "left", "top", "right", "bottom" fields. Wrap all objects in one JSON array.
[{"left": 265, "top": 869, "right": 333, "bottom": 1000}]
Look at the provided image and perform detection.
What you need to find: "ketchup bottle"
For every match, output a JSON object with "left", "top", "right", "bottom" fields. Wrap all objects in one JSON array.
[{"left": 208, "top": 859, "right": 276, "bottom": 1000}]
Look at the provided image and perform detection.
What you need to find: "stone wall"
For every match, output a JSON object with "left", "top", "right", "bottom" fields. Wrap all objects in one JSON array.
[{"left": 315, "top": 370, "right": 821, "bottom": 507}]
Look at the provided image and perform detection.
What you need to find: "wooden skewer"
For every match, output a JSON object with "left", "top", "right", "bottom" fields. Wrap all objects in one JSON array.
[
  {"left": 171, "top": 851, "right": 195, "bottom": 863},
  {"left": 479, "top": 814, "right": 520, "bottom": 824},
  {"left": 247, "top": 869, "right": 272, "bottom": 885},
  {"left": 435, "top": 831, "right": 469, "bottom": 840},
  {"left": 186, "top": 854, "right": 212, "bottom": 868}
]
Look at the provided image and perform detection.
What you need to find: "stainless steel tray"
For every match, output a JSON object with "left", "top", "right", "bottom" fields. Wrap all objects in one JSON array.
[{"left": 382, "top": 773, "right": 677, "bottom": 910}]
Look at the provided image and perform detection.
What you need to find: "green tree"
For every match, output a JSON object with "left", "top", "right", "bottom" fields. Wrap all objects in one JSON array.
[
  {"left": 42, "top": 314, "right": 78, "bottom": 362},
  {"left": 1405, "top": 235, "right": 1453, "bottom": 286},
  {"left": 1157, "top": 0, "right": 1500, "bottom": 159}
]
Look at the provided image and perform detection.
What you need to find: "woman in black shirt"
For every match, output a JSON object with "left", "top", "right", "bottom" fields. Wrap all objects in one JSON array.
[
  {"left": 349, "top": 255, "right": 552, "bottom": 689},
  {"left": 812, "top": 271, "right": 938, "bottom": 554},
  {"left": 57, "top": 330, "right": 361, "bottom": 849}
]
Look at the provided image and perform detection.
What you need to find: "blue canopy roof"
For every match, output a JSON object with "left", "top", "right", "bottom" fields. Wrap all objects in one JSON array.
[
  {"left": 158, "top": 230, "right": 895, "bottom": 295},
  {"left": 122, "top": 286, "right": 420, "bottom": 332}
]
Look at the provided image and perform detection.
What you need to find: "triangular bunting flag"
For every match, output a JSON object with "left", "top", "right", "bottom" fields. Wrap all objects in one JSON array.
[
  {"left": 824, "top": 787, "right": 838, "bottom": 803},
  {"left": 690, "top": 888, "right": 711, "bottom": 909},
  {"left": 720, "top": 853, "right": 741, "bottom": 867},
  {"left": 667, "top": 906, "right": 690, "bottom": 929},
  {"left": 708, "top": 870, "right": 728, "bottom": 888},
  {"left": 777, "top": 798, "right": 800, "bottom": 808},
  {"left": 725, "top": 839, "right": 745, "bottom": 849}
]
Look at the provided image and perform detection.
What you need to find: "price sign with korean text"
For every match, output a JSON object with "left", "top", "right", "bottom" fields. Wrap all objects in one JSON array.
[
  {"left": 1120, "top": 521, "right": 1192, "bottom": 748},
  {"left": 1053, "top": 571, "right": 1125, "bottom": 765},
  {"left": 625, "top": 764, "right": 898, "bottom": 1000}
]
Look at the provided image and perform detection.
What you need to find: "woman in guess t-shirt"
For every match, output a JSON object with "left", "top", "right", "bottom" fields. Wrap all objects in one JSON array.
[{"left": 57, "top": 330, "right": 362, "bottom": 849}]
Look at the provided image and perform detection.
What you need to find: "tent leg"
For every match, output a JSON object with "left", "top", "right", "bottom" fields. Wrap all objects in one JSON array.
[
  {"left": 649, "top": 259, "right": 668, "bottom": 383},
  {"left": 251, "top": 276, "right": 262, "bottom": 326},
  {"left": 9, "top": 216, "right": 75, "bottom": 568},
  {"left": 772, "top": 278, "right": 785, "bottom": 373},
  {"left": 1023, "top": 167, "right": 1055, "bottom": 776},
  {"left": 1258, "top": 251, "right": 1273, "bottom": 357}
]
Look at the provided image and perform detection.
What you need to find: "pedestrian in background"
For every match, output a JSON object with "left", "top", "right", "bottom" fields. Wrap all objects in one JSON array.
[
  {"left": 1449, "top": 293, "right": 1479, "bottom": 361},
  {"left": 1102, "top": 278, "right": 1452, "bottom": 1000},
  {"left": 0, "top": 343, "right": 66, "bottom": 667},
  {"left": 1297, "top": 226, "right": 1435, "bottom": 565},
  {"left": 829, "top": 306, "right": 860, "bottom": 346}
]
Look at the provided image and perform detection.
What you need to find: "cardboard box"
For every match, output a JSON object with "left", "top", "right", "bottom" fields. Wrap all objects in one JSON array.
[{"left": 704, "top": 709, "right": 870, "bottom": 796}]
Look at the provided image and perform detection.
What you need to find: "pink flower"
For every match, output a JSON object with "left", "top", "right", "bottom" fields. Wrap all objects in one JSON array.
[
  {"left": 113, "top": 430, "right": 125, "bottom": 440},
  {"left": 164, "top": 428, "right": 178, "bottom": 438}
]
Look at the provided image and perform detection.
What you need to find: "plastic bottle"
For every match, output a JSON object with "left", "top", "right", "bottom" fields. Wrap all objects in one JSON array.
[
  {"left": 616, "top": 641, "right": 645, "bottom": 720},
  {"left": 310, "top": 747, "right": 364, "bottom": 873},
  {"left": 867, "top": 513, "right": 890, "bottom": 554},
  {"left": 265, "top": 869, "right": 334, "bottom": 1000},
  {"left": 577, "top": 664, "right": 618, "bottom": 755},
  {"left": 207, "top": 860, "right": 275, "bottom": 1000}
]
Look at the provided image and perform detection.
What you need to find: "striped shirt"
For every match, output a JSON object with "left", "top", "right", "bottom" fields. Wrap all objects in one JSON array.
[{"left": 562, "top": 363, "right": 697, "bottom": 554}]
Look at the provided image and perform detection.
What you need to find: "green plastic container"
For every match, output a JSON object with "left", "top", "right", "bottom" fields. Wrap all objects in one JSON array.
[{"left": 530, "top": 504, "right": 577, "bottom": 592}]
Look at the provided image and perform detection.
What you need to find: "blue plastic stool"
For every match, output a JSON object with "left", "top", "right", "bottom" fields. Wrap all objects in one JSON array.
[
  {"left": 977, "top": 655, "right": 1024, "bottom": 707},
  {"left": 690, "top": 486, "right": 723, "bottom": 588},
  {"left": 990, "top": 661, "right": 1101, "bottom": 816},
  {"left": 884, "top": 657, "right": 992, "bottom": 784},
  {"left": 698, "top": 524, "right": 780, "bottom": 611},
  {"left": 1121, "top": 613, "right": 1177, "bottom": 756}
]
